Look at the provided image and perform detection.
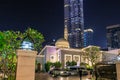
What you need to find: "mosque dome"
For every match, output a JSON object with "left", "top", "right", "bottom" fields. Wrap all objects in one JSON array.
[{"left": 55, "top": 38, "right": 69, "bottom": 48}]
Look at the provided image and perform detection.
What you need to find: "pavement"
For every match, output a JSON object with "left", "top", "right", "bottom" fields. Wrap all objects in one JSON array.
[{"left": 35, "top": 73, "right": 93, "bottom": 80}]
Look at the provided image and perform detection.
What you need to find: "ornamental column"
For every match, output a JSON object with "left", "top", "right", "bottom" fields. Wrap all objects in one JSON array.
[{"left": 16, "top": 36, "right": 37, "bottom": 80}]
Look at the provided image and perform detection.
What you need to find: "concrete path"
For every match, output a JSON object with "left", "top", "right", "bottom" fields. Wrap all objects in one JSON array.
[{"left": 35, "top": 73, "right": 93, "bottom": 80}]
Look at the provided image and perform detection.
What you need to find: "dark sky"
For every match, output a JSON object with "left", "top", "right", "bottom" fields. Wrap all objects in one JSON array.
[{"left": 0, "top": 0, "right": 120, "bottom": 48}]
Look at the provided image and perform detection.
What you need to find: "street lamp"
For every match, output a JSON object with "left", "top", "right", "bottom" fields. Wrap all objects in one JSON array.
[
  {"left": 117, "top": 54, "right": 120, "bottom": 61},
  {"left": 20, "top": 36, "right": 34, "bottom": 50}
]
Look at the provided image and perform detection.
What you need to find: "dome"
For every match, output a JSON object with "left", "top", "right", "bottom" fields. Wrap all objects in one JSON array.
[{"left": 55, "top": 38, "right": 69, "bottom": 48}]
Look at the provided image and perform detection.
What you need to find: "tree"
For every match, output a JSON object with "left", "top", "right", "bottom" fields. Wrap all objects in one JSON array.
[
  {"left": 82, "top": 46, "right": 101, "bottom": 67},
  {"left": 0, "top": 30, "right": 22, "bottom": 80},
  {"left": 0, "top": 28, "right": 45, "bottom": 79},
  {"left": 24, "top": 28, "right": 45, "bottom": 52}
]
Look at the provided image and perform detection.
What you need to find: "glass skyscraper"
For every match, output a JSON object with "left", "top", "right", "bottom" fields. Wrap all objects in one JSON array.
[
  {"left": 84, "top": 29, "right": 93, "bottom": 47},
  {"left": 107, "top": 24, "right": 120, "bottom": 50},
  {"left": 64, "top": 0, "right": 84, "bottom": 48}
]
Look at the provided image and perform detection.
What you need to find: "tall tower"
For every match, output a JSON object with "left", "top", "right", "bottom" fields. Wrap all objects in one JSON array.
[
  {"left": 64, "top": 0, "right": 84, "bottom": 48},
  {"left": 84, "top": 29, "right": 94, "bottom": 47},
  {"left": 106, "top": 24, "right": 120, "bottom": 50}
]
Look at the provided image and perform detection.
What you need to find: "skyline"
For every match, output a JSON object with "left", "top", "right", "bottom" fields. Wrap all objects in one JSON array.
[{"left": 0, "top": 0, "right": 120, "bottom": 48}]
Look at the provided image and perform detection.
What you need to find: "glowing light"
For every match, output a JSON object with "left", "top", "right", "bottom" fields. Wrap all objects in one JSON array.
[
  {"left": 117, "top": 55, "right": 120, "bottom": 61},
  {"left": 53, "top": 39, "right": 55, "bottom": 42},
  {"left": 21, "top": 41, "right": 34, "bottom": 50}
]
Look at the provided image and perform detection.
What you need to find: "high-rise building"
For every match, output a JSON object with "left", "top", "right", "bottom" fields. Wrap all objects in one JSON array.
[
  {"left": 106, "top": 24, "right": 120, "bottom": 50},
  {"left": 64, "top": 0, "right": 84, "bottom": 48},
  {"left": 84, "top": 29, "right": 93, "bottom": 47}
]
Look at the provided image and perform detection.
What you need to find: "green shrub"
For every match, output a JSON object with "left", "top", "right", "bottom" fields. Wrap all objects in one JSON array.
[
  {"left": 66, "top": 61, "right": 77, "bottom": 66},
  {"left": 44, "top": 62, "right": 52, "bottom": 72},
  {"left": 53, "top": 62, "right": 62, "bottom": 68},
  {"left": 80, "top": 62, "right": 87, "bottom": 67},
  {"left": 45, "top": 62, "right": 62, "bottom": 72}
]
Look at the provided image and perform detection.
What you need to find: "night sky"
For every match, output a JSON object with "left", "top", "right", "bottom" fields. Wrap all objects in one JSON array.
[{"left": 0, "top": 0, "right": 120, "bottom": 48}]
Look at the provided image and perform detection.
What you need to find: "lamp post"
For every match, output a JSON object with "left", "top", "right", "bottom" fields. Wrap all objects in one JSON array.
[{"left": 78, "top": 69, "right": 82, "bottom": 80}]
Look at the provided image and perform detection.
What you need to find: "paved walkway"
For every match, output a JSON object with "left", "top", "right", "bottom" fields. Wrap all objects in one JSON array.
[{"left": 35, "top": 73, "right": 93, "bottom": 80}]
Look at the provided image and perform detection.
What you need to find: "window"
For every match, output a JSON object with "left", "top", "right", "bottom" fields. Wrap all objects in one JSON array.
[{"left": 50, "top": 55, "right": 55, "bottom": 62}]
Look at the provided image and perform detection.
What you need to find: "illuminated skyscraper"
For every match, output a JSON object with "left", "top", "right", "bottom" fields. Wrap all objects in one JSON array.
[
  {"left": 106, "top": 24, "right": 120, "bottom": 50},
  {"left": 64, "top": 0, "right": 84, "bottom": 48},
  {"left": 84, "top": 29, "right": 93, "bottom": 47}
]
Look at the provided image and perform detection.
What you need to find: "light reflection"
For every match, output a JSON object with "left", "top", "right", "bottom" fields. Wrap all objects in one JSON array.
[{"left": 59, "top": 77, "right": 69, "bottom": 80}]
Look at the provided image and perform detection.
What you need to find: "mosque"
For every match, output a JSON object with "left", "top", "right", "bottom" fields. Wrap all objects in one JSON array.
[{"left": 36, "top": 26, "right": 94, "bottom": 71}]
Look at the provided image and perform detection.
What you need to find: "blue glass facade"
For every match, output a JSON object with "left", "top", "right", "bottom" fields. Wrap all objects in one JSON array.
[
  {"left": 107, "top": 24, "right": 120, "bottom": 49},
  {"left": 84, "top": 29, "right": 93, "bottom": 47},
  {"left": 64, "top": 0, "right": 84, "bottom": 48}
]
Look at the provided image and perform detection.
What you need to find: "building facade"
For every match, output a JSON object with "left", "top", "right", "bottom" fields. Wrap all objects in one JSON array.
[
  {"left": 64, "top": 0, "right": 84, "bottom": 48},
  {"left": 39, "top": 45, "right": 86, "bottom": 69},
  {"left": 84, "top": 29, "right": 93, "bottom": 47},
  {"left": 106, "top": 24, "right": 120, "bottom": 50}
]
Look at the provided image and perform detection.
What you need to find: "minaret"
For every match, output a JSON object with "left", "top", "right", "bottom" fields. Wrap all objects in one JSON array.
[{"left": 64, "top": 25, "right": 68, "bottom": 40}]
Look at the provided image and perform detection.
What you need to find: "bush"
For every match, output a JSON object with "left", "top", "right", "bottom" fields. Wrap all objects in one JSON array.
[
  {"left": 66, "top": 61, "right": 77, "bottom": 66},
  {"left": 44, "top": 62, "right": 52, "bottom": 72},
  {"left": 80, "top": 62, "right": 87, "bottom": 67},
  {"left": 45, "top": 62, "right": 62, "bottom": 72},
  {"left": 53, "top": 62, "right": 62, "bottom": 69}
]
